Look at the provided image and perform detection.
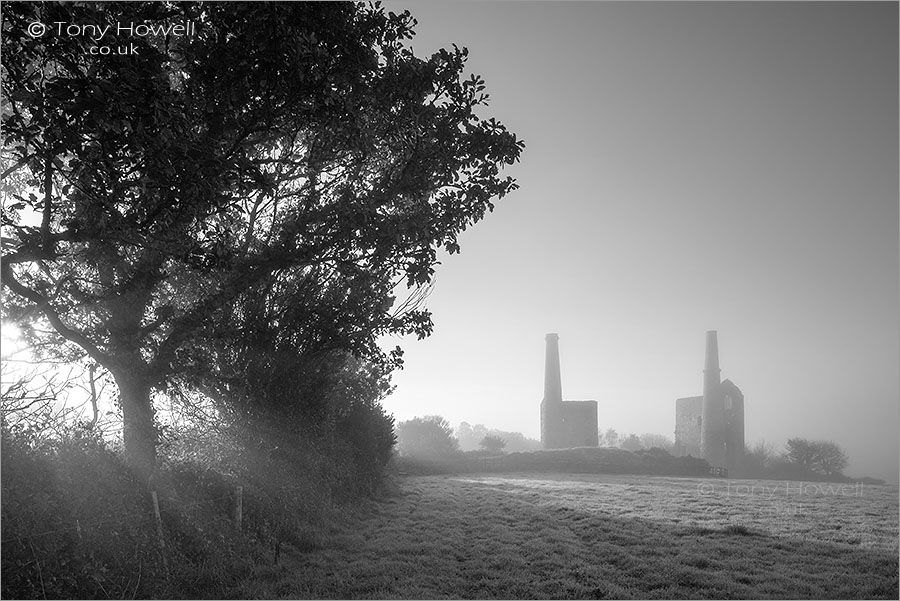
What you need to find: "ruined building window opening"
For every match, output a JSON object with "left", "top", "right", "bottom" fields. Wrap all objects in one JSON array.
[{"left": 697, "top": 416, "right": 702, "bottom": 427}]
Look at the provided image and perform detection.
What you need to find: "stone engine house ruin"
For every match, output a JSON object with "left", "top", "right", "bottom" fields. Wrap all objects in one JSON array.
[
  {"left": 673, "top": 330, "right": 745, "bottom": 474},
  {"left": 540, "top": 333, "right": 599, "bottom": 449}
]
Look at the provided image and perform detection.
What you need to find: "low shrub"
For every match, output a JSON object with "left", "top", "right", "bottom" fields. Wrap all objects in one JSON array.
[
  {"left": 2, "top": 423, "right": 175, "bottom": 599},
  {"left": 1, "top": 409, "right": 392, "bottom": 599},
  {"left": 332, "top": 396, "right": 397, "bottom": 498}
]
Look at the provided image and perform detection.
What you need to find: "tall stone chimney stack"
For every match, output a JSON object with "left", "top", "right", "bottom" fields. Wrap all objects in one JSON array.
[
  {"left": 539, "top": 333, "right": 599, "bottom": 449},
  {"left": 703, "top": 330, "right": 721, "bottom": 393},
  {"left": 540, "top": 333, "right": 563, "bottom": 448},
  {"left": 543, "top": 333, "right": 563, "bottom": 404},
  {"left": 701, "top": 330, "right": 726, "bottom": 467}
]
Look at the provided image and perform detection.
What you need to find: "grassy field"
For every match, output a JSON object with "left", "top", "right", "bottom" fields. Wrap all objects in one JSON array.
[{"left": 238, "top": 473, "right": 899, "bottom": 599}]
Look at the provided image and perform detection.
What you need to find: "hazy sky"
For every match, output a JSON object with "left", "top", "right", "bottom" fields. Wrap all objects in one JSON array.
[{"left": 378, "top": 1, "right": 899, "bottom": 483}]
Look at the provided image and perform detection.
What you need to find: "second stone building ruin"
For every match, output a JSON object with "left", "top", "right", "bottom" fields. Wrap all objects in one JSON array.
[{"left": 539, "top": 333, "right": 599, "bottom": 449}]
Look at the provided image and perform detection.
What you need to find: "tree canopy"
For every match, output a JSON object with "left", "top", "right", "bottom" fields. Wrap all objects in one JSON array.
[
  {"left": 395, "top": 415, "right": 459, "bottom": 459},
  {"left": 784, "top": 438, "right": 848, "bottom": 477},
  {"left": 478, "top": 434, "right": 506, "bottom": 454},
  {"left": 1, "top": 1, "right": 523, "bottom": 478}
]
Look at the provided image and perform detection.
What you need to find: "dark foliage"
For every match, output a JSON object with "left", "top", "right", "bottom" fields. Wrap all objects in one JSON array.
[{"left": 2, "top": 0, "right": 523, "bottom": 476}]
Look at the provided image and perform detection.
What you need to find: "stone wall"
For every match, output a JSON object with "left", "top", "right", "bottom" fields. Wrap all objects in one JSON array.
[
  {"left": 560, "top": 400, "right": 599, "bottom": 448},
  {"left": 674, "top": 396, "right": 703, "bottom": 457}
]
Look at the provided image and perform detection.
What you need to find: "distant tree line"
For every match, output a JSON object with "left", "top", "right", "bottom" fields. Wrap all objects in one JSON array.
[
  {"left": 395, "top": 419, "right": 680, "bottom": 460},
  {"left": 456, "top": 422, "right": 542, "bottom": 453},
  {"left": 397, "top": 419, "right": 863, "bottom": 485},
  {"left": 744, "top": 437, "right": 856, "bottom": 481},
  {"left": 599, "top": 428, "right": 675, "bottom": 453},
  {"left": 393, "top": 416, "right": 716, "bottom": 479},
  {"left": 395, "top": 417, "right": 532, "bottom": 459}
]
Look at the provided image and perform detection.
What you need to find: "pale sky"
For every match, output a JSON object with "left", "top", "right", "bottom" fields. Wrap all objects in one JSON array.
[{"left": 379, "top": 1, "right": 899, "bottom": 483}]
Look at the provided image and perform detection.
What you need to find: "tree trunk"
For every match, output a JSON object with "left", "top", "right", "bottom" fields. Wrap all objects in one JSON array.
[{"left": 114, "top": 370, "right": 158, "bottom": 482}]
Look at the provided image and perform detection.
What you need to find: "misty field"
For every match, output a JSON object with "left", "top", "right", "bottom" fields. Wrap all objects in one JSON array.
[{"left": 241, "top": 473, "right": 898, "bottom": 599}]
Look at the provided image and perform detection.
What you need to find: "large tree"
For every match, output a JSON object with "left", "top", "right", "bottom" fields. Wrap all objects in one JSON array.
[
  {"left": 811, "top": 440, "right": 848, "bottom": 476},
  {"left": 784, "top": 438, "right": 848, "bottom": 477},
  {"left": 783, "top": 438, "right": 817, "bottom": 471},
  {"left": 1, "top": 2, "right": 523, "bottom": 479}
]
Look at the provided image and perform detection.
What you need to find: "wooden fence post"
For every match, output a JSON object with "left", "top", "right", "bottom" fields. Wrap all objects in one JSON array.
[
  {"left": 150, "top": 490, "right": 169, "bottom": 573},
  {"left": 234, "top": 486, "right": 243, "bottom": 531}
]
